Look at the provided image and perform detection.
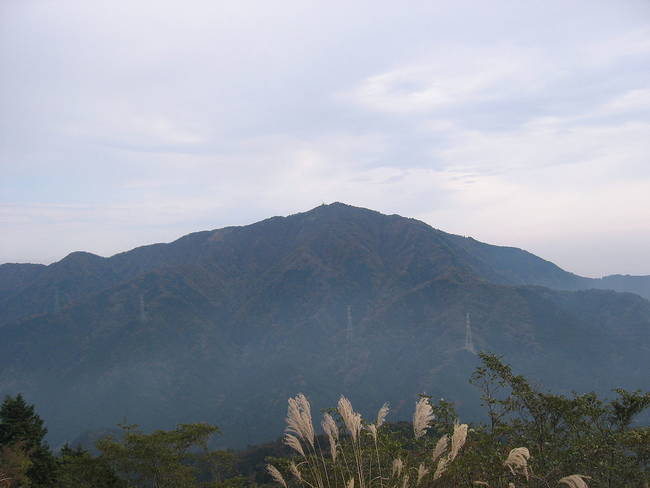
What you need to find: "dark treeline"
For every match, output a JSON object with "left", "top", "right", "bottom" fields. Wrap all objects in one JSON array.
[{"left": 1, "top": 354, "right": 648, "bottom": 488}]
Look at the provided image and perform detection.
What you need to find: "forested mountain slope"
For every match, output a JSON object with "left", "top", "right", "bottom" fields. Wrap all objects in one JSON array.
[{"left": 1, "top": 203, "right": 648, "bottom": 447}]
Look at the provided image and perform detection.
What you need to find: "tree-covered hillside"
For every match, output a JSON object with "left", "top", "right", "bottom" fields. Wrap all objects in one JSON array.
[{"left": 0, "top": 204, "right": 649, "bottom": 447}]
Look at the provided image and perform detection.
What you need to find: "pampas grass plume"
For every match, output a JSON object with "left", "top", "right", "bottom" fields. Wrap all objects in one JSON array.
[
  {"left": 376, "top": 402, "right": 389, "bottom": 428},
  {"left": 391, "top": 458, "right": 404, "bottom": 478},
  {"left": 413, "top": 397, "right": 434, "bottom": 439},
  {"left": 338, "top": 396, "right": 362, "bottom": 442},
  {"left": 322, "top": 413, "right": 339, "bottom": 460},
  {"left": 286, "top": 393, "right": 315, "bottom": 447},
  {"left": 416, "top": 463, "right": 429, "bottom": 485},
  {"left": 504, "top": 447, "right": 531, "bottom": 480},
  {"left": 558, "top": 475, "right": 591, "bottom": 488},
  {"left": 367, "top": 423, "right": 378, "bottom": 442},
  {"left": 322, "top": 413, "right": 339, "bottom": 441},
  {"left": 267, "top": 464, "right": 288, "bottom": 488},
  {"left": 285, "top": 433, "right": 306, "bottom": 457},
  {"left": 433, "top": 455, "right": 448, "bottom": 480},
  {"left": 432, "top": 434, "right": 448, "bottom": 462},
  {"left": 447, "top": 423, "right": 468, "bottom": 463},
  {"left": 289, "top": 461, "right": 303, "bottom": 481}
]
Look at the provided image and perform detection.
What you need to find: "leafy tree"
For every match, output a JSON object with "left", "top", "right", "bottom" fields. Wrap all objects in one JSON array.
[
  {"left": 0, "top": 394, "right": 56, "bottom": 487},
  {"left": 97, "top": 422, "right": 220, "bottom": 488},
  {"left": 262, "top": 358, "right": 650, "bottom": 488},
  {"left": 467, "top": 352, "right": 650, "bottom": 487},
  {"left": 0, "top": 441, "right": 32, "bottom": 487},
  {"left": 57, "top": 444, "right": 126, "bottom": 488}
]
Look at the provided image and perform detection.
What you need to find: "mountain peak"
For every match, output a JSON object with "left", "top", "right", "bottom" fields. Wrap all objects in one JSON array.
[
  {"left": 1, "top": 204, "right": 649, "bottom": 448},
  {"left": 60, "top": 251, "right": 104, "bottom": 262},
  {"left": 300, "top": 202, "right": 393, "bottom": 221}
]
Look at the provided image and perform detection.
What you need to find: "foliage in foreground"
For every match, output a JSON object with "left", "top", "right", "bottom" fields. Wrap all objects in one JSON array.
[
  {"left": 96, "top": 422, "right": 221, "bottom": 488},
  {"left": 1, "top": 353, "right": 648, "bottom": 487},
  {"left": 0, "top": 394, "right": 57, "bottom": 487},
  {"left": 266, "top": 353, "right": 650, "bottom": 488}
]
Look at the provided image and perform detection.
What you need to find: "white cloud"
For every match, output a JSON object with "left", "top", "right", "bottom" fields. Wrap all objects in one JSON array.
[
  {"left": 2, "top": 0, "right": 650, "bottom": 276},
  {"left": 597, "top": 88, "right": 650, "bottom": 116},
  {"left": 435, "top": 118, "right": 650, "bottom": 176},
  {"left": 346, "top": 45, "right": 552, "bottom": 113}
]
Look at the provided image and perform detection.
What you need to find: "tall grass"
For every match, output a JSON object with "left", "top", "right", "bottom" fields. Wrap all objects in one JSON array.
[{"left": 267, "top": 394, "right": 592, "bottom": 488}]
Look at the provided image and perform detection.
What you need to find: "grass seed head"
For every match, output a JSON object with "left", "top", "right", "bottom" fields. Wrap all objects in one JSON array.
[
  {"left": 376, "top": 402, "right": 389, "bottom": 428},
  {"left": 558, "top": 475, "right": 591, "bottom": 488},
  {"left": 289, "top": 461, "right": 302, "bottom": 481},
  {"left": 322, "top": 413, "right": 339, "bottom": 441},
  {"left": 267, "top": 464, "right": 288, "bottom": 488},
  {"left": 433, "top": 455, "right": 448, "bottom": 480},
  {"left": 284, "top": 433, "right": 306, "bottom": 457},
  {"left": 413, "top": 397, "right": 434, "bottom": 440},
  {"left": 338, "top": 396, "right": 362, "bottom": 442},
  {"left": 448, "top": 423, "right": 468, "bottom": 463},
  {"left": 367, "top": 423, "right": 378, "bottom": 442},
  {"left": 432, "top": 434, "right": 448, "bottom": 462},
  {"left": 392, "top": 458, "right": 404, "bottom": 478},
  {"left": 322, "top": 412, "right": 339, "bottom": 460},
  {"left": 416, "top": 463, "right": 429, "bottom": 485},
  {"left": 504, "top": 447, "right": 531, "bottom": 480}
]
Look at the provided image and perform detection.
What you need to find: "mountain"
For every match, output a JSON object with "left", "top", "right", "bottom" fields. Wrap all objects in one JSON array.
[{"left": 0, "top": 203, "right": 649, "bottom": 447}]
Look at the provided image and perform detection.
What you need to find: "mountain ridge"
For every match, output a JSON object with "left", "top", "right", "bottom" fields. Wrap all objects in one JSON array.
[
  {"left": 1, "top": 203, "right": 648, "bottom": 329},
  {"left": 0, "top": 203, "right": 648, "bottom": 447}
]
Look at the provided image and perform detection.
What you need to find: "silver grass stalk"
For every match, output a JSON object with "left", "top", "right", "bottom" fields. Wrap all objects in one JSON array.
[
  {"left": 284, "top": 433, "right": 306, "bottom": 457},
  {"left": 401, "top": 474, "right": 409, "bottom": 488},
  {"left": 416, "top": 463, "right": 429, "bottom": 485},
  {"left": 321, "top": 413, "right": 339, "bottom": 461},
  {"left": 338, "top": 396, "right": 362, "bottom": 442},
  {"left": 298, "top": 393, "right": 315, "bottom": 447},
  {"left": 286, "top": 397, "right": 304, "bottom": 439},
  {"left": 433, "top": 456, "right": 448, "bottom": 480},
  {"left": 326, "top": 432, "right": 337, "bottom": 461},
  {"left": 286, "top": 393, "right": 315, "bottom": 447},
  {"left": 347, "top": 479, "right": 355, "bottom": 488},
  {"left": 329, "top": 438, "right": 338, "bottom": 461},
  {"left": 558, "top": 475, "right": 591, "bottom": 488},
  {"left": 376, "top": 402, "right": 389, "bottom": 428},
  {"left": 367, "top": 424, "right": 378, "bottom": 442},
  {"left": 431, "top": 434, "right": 448, "bottom": 462},
  {"left": 289, "top": 461, "right": 303, "bottom": 481},
  {"left": 391, "top": 458, "right": 404, "bottom": 478},
  {"left": 413, "top": 397, "right": 434, "bottom": 439},
  {"left": 322, "top": 413, "right": 340, "bottom": 442},
  {"left": 504, "top": 447, "right": 531, "bottom": 480},
  {"left": 447, "top": 423, "right": 468, "bottom": 463},
  {"left": 326, "top": 433, "right": 337, "bottom": 461},
  {"left": 267, "top": 464, "right": 288, "bottom": 488}
]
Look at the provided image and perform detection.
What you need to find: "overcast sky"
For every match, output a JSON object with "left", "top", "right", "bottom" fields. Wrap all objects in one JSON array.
[{"left": 1, "top": 0, "right": 649, "bottom": 277}]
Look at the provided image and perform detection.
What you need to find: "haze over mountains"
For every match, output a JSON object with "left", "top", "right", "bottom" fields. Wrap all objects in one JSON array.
[{"left": 1, "top": 203, "right": 649, "bottom": 447}]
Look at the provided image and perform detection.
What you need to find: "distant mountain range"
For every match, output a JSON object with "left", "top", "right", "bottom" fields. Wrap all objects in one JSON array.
[{"left": 1, "top": 203, "right": 649, "bottom": 448}]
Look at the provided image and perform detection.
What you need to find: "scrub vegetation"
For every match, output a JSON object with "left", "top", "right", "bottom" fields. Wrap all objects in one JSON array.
[{"left": 1, "top": 354, "right": 648, "bottom": 488}]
